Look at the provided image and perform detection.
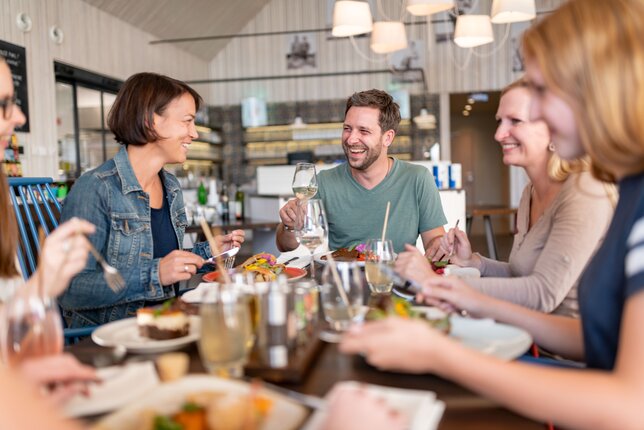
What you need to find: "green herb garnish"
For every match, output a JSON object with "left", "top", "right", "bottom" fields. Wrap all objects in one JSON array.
[
  {"left": 153, "top": 298, "right": 175, "bottom": 318},
  {"left": 182, "top": 401, "right": 203, "bottom": 413},
  {"left": 153, "top": 415, "right": 182, "bottom": 430}
]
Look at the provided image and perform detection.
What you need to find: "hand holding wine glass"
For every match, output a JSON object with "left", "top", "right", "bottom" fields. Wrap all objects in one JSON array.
[
  {"left": 294, "top": 199, "right": 328, "bottom": 278},
  {"left": 292, "top": 163, "right": 318, "bottom": 200}
]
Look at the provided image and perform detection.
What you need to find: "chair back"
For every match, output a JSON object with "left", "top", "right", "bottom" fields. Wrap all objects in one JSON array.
[{"left": 7, "top": 177, "right": 61, "bottom": 280}]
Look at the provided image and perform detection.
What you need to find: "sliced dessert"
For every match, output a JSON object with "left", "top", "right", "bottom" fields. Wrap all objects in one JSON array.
[{"left": 137, "top": 299, "right": 190, "bottom": 340}]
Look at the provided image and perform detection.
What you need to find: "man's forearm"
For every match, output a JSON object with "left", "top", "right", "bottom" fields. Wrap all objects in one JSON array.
[{"left": 276, "top": 223, "right": 299, "bottom": 252}]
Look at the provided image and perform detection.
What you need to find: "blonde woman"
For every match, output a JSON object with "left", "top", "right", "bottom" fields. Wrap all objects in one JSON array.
[
  {"left": 341, "top": 0, "right": 644, "bottom": 428},
  {"left": 397, "top": 80, "right": 614, "bottom": 319}
]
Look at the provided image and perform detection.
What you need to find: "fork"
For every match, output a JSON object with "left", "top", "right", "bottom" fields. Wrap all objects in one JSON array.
[{"left": 86, "top": 240, "right": 126, "bottom": 293}]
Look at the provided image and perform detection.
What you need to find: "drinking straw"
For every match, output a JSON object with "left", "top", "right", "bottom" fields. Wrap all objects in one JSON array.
[
  {"left": 381, "top": 201, "right": 391, "bottom": 243},
  {"left": 199, "top": 218, "right": 232, "bottom": 285}
]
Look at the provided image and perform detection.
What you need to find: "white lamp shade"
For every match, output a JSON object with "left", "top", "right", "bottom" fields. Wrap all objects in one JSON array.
[
  {"left": 407, "top": 0, "right": 455, "bottom": 16},
  {"left": 332, "top": 1, "right": 373, "bottom": 37},
  {"left": 491, "top": 0, "right": 536, "bottom": 23},
  {"left": 370, "top": 21, "right": 408, "bottom": 54},
  {"left": 453, "top": 15, "right": 494, "bottom": 48},
  {"left": 413, "top": 108, "right": 437, "bottom": 129}
]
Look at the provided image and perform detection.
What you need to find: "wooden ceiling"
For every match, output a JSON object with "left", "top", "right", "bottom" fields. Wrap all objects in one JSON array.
[{"left": 81, "top": 0, "right": 271, "bottom": 60}]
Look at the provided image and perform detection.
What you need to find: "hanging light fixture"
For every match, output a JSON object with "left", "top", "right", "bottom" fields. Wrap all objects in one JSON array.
[
  {"left": 491, "top": 0, "right": 536, "bottom": 23},
  {"left": 332, "top": 1, "right": 373, "bottom": 37},
  {"left": 370, "top": 21, "right": 407, "bottom": 54},
  {"left": 413, "top": 108, "right": 437, "bottom": 129},
  {"left": 453, "top": 15, "right": 494, "bottom": 48},
  {"left": 406, "top": 0, "right": 455, "bottom": 16}
]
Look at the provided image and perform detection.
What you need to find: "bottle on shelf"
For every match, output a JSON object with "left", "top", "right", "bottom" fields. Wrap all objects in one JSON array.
[
  {"left": 197, "top": 181, "right": 207, "bottom": 206},
  {"left": 207, "top": 178, "right": 219, "bottom": 207},
  {"left": 220, "top": 183, "right": 230, "bottom": 223},
  {"left": 235, "top": 188, "right": 245, "bottom": 221}
]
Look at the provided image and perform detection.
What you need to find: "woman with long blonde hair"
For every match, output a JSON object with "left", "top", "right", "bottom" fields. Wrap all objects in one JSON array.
[{"left": 340, "top": 0, "right": 644, "bottom": 427}]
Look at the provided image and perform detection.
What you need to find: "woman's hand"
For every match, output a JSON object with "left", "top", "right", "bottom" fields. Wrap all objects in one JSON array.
[
  {"left": 340, "top": 318, "right": 451, "bottom": 374},
  {"left": 321, "top": 384, "right": 408, "bottom": 430},
  {"left": 38, "top": 218, "right": 96, "bottom": 297},
  {"left": 214, "top": 229, "right": 245, "bottom": 251},
  {"left": 395, "top": 244, "right": 438, "bottom": 286},
  {"left": 18, "top": 354, "right": 99, "bottom": 406},
  {"left": 159, "top": 250, "right": 205, "bottom": 285},
  {"left": 419, "top": 276, "right": 492, "bottom": 318},
  {"left": 438, "top": 227, "right": 479, "bottom": 268}
]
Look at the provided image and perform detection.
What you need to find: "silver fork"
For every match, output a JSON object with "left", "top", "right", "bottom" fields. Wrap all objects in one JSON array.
[{"left": 86, "top": 241, "right": 126, "bottom": 293}]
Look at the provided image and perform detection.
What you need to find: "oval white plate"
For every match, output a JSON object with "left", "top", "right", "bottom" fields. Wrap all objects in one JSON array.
[
  {"left": 91, "top": 316, "right": 200, "bottom": 354},
  {"left": 96, "top": 375, "right": 308, "bottom": 430},
  {"left": 413, "top": 307, "right": 533, "bottom": 360}
]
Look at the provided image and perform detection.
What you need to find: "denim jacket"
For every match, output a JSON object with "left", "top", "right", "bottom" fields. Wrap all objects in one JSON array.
[{"left": 58, "top": 146, "right": 211, "bottom": 328}]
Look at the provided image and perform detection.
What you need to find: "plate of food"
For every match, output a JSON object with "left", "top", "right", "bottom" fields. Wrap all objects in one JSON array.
[
  {"left": 92, "top": 300, "right": 200, "bottom": 354},
  {"left": 202, "top": 253, "right": 307, "bottom": 283},
  {"left": 315, "top": 243, "right": 368, "bottom": 267},
  {"left": 93, "top": 375, "right": 309, "bottom": 430},
  {"left": 366, "top": 296, "right": 532, "bottom": 360}
]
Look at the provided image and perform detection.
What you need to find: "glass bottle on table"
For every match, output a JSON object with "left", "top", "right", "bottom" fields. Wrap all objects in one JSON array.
[
  {"left": 292, "top": 163, "right": 318, "bottom": 201},
  {"left": 294, "top": 198, "right": 328, "bottom": 278}
]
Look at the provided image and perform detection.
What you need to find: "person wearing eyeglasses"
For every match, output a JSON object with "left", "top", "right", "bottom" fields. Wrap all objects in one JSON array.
[{"left": 0, "top": 57, "right": 98, "bottom": 411}]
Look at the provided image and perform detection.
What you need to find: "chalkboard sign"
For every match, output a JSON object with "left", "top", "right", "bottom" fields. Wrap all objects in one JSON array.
[{"left": 0, "top": 40, "right": 29, "bottom": 132}]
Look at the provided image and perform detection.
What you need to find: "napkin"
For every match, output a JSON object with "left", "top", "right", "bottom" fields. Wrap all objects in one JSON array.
[
  {"left": 444, "top": 264, "right": 481, "bottom": 278},
  {"left": 180, "top": 282, "right": 218, "bottom": 303},
  {"left": 302, "top": 381, "right": 445, "bottom": 430},
  {"left": 277, "top": 245, "right": 312, "bottom": 269},
  {"left": 64, "top": 361, "right": 160, "bottom": 418}
]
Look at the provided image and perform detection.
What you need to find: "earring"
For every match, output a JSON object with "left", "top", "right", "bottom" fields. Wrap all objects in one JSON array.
[{"left": 548, "top": 142, "right": 555, "bottom": 152}]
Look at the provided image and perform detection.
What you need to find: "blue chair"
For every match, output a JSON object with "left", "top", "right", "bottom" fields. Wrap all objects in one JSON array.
[{"left": 7, "top": 177, "right": 96, "bottom": 343}]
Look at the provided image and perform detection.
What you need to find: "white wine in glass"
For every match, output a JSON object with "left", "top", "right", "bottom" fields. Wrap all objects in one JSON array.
[
  {"left": 292, "top": 163, "right": 318, "bottom": 200},
  {"left": 365, "top": 239, "right": 396, "bottom": 294},
  {"left": 294, "top": 199, "right": 328, "bottom": 278}
]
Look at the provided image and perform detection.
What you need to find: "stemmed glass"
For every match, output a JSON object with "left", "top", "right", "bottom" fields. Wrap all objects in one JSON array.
[
  {"left": 319, "top": 261, "right": 365, "bottom": 343},
  {"left": 293, "top": 198, "right": 328, "bottom": 278},
  {"left": 0, "top": 289, "right": 64, "bottom": 366},
  {"left": 292, "top": 163, "right": 318, "bottom": 201}
]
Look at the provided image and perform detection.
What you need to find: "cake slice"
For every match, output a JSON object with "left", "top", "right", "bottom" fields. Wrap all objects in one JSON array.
[{"left": 137, "top": 300, "right": 190, "bottom": 340}]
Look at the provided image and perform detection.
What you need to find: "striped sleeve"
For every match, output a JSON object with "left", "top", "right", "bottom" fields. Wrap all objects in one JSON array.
[{"left": 626, "top": 216, "right": 644, "bottom": 296}]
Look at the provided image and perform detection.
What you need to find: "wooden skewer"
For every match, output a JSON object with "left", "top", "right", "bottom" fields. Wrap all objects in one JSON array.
[
  {"left": 325, "top": 252, "right": 354, "bottom": 319},
  {"left": 381, "top": 201, "right": 391, "bottom": 243},
  {"left": 199, "top": 218, "right": 232, "bottom": 285}
]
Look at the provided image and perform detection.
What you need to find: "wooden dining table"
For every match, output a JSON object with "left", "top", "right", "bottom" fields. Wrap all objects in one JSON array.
[{"left": 67, "top": 271, "right": 544, "bottom": 429}]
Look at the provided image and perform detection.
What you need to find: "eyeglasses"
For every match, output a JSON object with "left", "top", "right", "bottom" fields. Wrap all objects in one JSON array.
[{"left": 0, "top": 94, "right": 17, "bottom": 120}]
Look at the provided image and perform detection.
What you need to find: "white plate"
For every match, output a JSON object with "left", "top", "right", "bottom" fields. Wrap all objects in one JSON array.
[
  {"left": 91, "top": 316, "right": 200, "bottom": 354},
  {"left": 302, "top": 381, "right": 445, "bottom": 430},
  {"left": 413, "top": 307, "right": 532, "bottom": 360},
  {"left": 314, "top": 254, "right": 365, "bottom": 267},
  {"left": 96, "top": 375, "right": 308, "bottom": 430}
]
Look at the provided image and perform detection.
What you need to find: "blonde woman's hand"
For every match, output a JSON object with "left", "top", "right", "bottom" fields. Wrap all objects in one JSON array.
[
  {"left": 395, "top": 244, "right": 438, "bottom": 287},
  {"left": 38, "top": 218, "right": 95, "bottom": 297},
  {"left": 438, "top": 227, "right": 480, "bottom": 268},
  {"left": 419, "top": 276, "right": 491, "bottom": 318},
  {"left": 159, "top": 250, "right": 205, "bottom": 285},
  {"left": 340, "top": 318, "right": 451, "bottom": 374}
]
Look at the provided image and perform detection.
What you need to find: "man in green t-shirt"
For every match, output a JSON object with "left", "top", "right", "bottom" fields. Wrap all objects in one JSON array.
[{"left": 276, "top": 89, "right": 446, "bottom": 255}]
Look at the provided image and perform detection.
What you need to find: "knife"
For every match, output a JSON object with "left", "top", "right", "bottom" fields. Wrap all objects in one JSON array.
[
  {"left": 204, "top": 246, "right": 240, "bottom": 264},
  {"left": 247, "top": 378, "right": 326, "bottom": 410}
]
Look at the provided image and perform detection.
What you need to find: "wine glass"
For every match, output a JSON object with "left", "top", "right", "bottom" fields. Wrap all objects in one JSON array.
[
  {"left": 292, "top": 163, "right": 318, "bottom": 200},
  {"left": 319, "top": 261, "right": 365, "bottom": 343},
  {"left": 1, "top": 291, "right": 64, "bottom": 366},
  {"left": 293, "top": 199, "right": 328, "bottom": 278},
  {"left": 198, "top": 284, "right": 252, "bottom": 378},
  {"left": 364, "top": 239, "right": 396, "bottom": 294}
]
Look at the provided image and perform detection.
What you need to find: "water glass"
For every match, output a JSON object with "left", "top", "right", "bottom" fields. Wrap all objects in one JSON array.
[
  {"left": 364, "top": 239, "right": 396, "bottom": 294},
  {"left": 319, "top": 262, "right": 364, "bottom": 342},
  {"left": 292, "top": 163, "right": 318, "bottom": 200},
  {"left": 198, "top": 285, "right": 252, "bottom": 378}
]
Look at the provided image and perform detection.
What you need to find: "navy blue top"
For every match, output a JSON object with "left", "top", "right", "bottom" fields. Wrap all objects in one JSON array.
[
  {"left": 151, "top": 185, "right": 179, "bottom": 260},
  {"left": 578, "top": 173, "right": 644, "bottom": 369}
]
